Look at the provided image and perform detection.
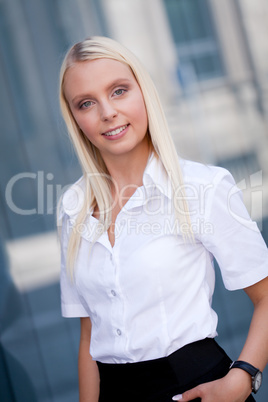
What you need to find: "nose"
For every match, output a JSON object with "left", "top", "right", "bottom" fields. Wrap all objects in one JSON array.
[{"left": 100, "top": 100, "right": 118, "bottom": 121}]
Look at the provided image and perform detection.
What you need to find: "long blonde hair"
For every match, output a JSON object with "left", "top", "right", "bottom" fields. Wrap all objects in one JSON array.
[{"left": 59, "top": 36, "right": 193, "bottom": 276}]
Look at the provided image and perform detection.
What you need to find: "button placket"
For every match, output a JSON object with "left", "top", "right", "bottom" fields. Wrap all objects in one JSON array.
[{"left": 108, "top": 247, "right": 125, "bottom": 346}]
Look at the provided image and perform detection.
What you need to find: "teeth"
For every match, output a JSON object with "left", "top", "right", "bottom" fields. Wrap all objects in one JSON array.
[{"left": 104, "top": 124, "right": 128, "bottom": 136}]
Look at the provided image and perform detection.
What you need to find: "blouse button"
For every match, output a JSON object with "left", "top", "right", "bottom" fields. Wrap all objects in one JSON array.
[
  {"left": 116, "top": 329, "right": 122, "bottom": 336},
  {"left": 111, "top": 290, "right": 116, "bottom": 297}
]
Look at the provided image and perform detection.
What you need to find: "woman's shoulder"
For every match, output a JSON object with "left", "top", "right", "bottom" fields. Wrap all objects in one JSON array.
[
  {"left": 179, "top": 158, "right": 234, "bottom": 187},
  {"left": 178, "top": 159, "right": 241, "bottom": 235}
]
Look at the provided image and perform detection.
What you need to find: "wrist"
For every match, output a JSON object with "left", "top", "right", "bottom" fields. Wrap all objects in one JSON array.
[
  {"left": 229, "top": 360, "right": 263, "bottom": 394},
  {"left": 226, "top": 367, "right": 252, "bottom": 397}
]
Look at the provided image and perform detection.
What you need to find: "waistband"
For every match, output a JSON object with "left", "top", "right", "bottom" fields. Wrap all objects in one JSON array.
[{"left": 97, "top": 338, "right": 229, "bottom": 386}]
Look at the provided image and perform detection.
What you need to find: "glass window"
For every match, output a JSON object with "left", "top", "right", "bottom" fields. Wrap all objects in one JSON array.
[{"left": 164, "top": 0, "right": 224, "bottom": 82}]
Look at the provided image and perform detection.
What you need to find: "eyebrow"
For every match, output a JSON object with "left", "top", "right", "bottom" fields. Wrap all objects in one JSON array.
[{"left": 71, "top": 78, "right": 132, "bottom": 104}]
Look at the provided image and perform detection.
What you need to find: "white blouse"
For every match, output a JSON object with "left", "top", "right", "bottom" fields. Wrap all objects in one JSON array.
[{"left": 59, "top": 156, "right": 268, "bottom": 363}]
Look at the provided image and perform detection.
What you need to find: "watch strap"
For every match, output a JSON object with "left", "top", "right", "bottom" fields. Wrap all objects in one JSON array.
[{"left": 229, "top": 360, "right": 259, "bottom": 376}]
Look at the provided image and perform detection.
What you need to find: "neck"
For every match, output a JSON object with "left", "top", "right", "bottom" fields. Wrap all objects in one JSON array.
[{"left": 102, "top": 140, "right": 151, "bottom": 192}]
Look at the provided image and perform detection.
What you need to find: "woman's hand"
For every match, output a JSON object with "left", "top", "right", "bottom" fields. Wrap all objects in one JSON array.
[
  {"left": 172, "top": 368, "right": 252, "bottom": 401},
  {"left": 173, "top": 277, "right": 268, "bottom": 401}
]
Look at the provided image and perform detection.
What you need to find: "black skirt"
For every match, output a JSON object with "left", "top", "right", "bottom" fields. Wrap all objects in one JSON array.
[{"left": 97, "top": 338, "right": 255, "bottom": 402}]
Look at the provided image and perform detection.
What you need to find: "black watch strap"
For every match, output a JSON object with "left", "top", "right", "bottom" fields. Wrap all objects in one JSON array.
[{"left": 230, "top": 360, "right": 259, "bottom": 376}]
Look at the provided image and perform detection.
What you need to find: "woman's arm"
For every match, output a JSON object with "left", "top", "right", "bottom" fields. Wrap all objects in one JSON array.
[
  {"left": 78, "top": 317, "right": 100, "bottom": 402},
  {"left": 238, "top": 275, "right": 268, "bottom": 370},
  {"left": 173, "top": 276, "right": 268, "bottom": 401}
]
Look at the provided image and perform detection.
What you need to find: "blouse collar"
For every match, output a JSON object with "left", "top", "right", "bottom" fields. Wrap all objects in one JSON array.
[{"left": 60, "top": 154, "right": 172, "bottom": 220}]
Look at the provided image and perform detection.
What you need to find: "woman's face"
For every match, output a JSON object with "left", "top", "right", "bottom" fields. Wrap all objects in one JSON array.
[{"left": 64, "top": 58, "right": 149, "bottom": 164}]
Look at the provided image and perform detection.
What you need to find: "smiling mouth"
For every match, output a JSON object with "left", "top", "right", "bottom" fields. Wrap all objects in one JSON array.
[{"left": 102, "top": 124, "right": 129, "bottom": 137}]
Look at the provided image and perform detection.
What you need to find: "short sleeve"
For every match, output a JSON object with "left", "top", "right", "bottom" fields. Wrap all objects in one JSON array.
[
  {"left": 201, "top": 169, "right": 268, "bottom": 290},
  {"left": 59, "top": 213, "right": 89, "bottom": 318}
]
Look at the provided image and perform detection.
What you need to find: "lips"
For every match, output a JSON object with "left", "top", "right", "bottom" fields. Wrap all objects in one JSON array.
[{"left": 102, "top": 124, "right": 129, "bottom": 137}]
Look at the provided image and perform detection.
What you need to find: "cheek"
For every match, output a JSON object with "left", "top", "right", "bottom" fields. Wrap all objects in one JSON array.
[
  {"left": 139, "top": 105, "right": 148, "bottom": 133},
  {"left": 73, "top": 113, "right": 97, "bottom": 136},
  {"left": 131, "top": 94, "right": 148, "bottom": 128}
]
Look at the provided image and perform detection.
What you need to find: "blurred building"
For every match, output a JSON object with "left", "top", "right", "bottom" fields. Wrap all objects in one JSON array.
[{"left": 0, "top": 0, "right": 268, "bottom": 401}]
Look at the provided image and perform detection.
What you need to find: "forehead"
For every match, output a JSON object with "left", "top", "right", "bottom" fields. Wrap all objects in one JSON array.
[{"left": 64, "top": 58, "right": 136, "bottom": 95}]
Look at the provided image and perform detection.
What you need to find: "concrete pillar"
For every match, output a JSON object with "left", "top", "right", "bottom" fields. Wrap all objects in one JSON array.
[
  {"left": 238, "top": 0, "right": 268, "bottom": 76},
  {"left": 208, "top": 0, "right": 250, "bottom": 82}
]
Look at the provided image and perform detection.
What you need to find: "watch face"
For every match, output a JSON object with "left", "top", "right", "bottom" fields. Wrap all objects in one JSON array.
[{"left": 254, "top": 371, "right": 262, "bottom": 392}]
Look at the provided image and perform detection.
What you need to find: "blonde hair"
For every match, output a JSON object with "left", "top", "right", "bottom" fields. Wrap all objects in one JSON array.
[{"left": 59, "top": 36, "right": 193, "bottom": 276}]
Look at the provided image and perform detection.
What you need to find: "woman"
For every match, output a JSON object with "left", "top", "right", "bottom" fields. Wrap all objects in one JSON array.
[{"left": 58, "top": 36, "right": 268, "bottom": 401}]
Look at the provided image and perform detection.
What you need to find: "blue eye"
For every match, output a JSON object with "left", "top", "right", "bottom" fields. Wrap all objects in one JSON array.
[
  {"left": 114, "top": 89, "right": 126, "bottom": 96},
  {"left": 80, "top": 100, "right": 93, "bottom": 109}
]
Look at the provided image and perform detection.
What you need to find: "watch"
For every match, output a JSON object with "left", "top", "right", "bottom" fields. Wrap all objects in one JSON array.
[{"left": 229, "top": 360, "right": 262, "bottom": 394}]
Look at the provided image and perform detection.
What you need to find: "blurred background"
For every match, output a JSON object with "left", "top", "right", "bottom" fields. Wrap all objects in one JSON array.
[{"left": 0, "top": 0, "right": 268, "bottom": 400}]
